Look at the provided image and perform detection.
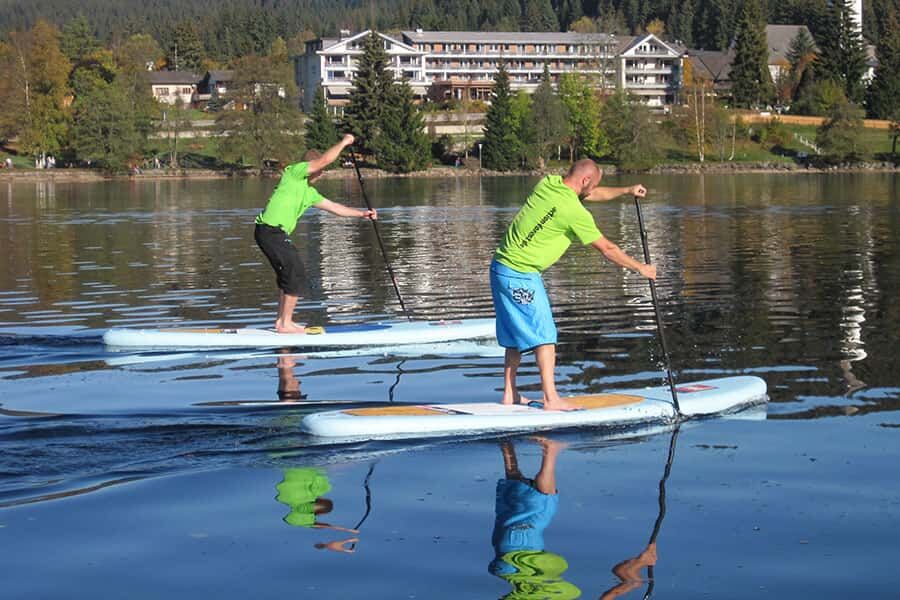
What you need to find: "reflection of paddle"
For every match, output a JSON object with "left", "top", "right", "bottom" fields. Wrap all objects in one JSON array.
[
  {"left": 348, "top": 149, "right": 412, "bottom": 321},
  {"left": 634, "top": 196, "right": 681, "bottom": 415},
  {"left": 642, "top": 425, "right": 680, "bottom": 600},
  {"left": 348, "top": 462, "right": 376, "bottom": 551}
]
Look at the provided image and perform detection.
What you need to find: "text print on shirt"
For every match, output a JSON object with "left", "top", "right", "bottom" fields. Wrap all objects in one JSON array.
[{"left": 520, "top": 207, "right": 557, "bottom": 248}]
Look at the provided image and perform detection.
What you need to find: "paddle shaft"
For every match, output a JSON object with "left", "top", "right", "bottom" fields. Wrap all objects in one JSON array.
[
  {"left": 349, "top": 149, "right": 412, "bottom": 321},
  {"left": 634, "top": 196, "right": 681, "bottom": 414}
]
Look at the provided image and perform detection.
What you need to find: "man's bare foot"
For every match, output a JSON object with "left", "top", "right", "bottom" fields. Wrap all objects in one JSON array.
[
  {"left": 501, "top": 391, "right": 544, "bottom": 406},
  {"left": 540, "top": 396, "right": 580, "bottom": 412},
  {"left": 275, "top": 321, "right": 306, "bottom": 334}
]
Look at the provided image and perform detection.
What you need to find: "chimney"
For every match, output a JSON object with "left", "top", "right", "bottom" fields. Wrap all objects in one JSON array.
[{"left": 339, "top": 29, "right": 351, "bottom": 40}]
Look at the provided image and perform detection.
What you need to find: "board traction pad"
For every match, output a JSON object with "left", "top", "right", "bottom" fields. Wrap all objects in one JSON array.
[{"left": 341, "top": 394, "right": 644, "bottom": 417}]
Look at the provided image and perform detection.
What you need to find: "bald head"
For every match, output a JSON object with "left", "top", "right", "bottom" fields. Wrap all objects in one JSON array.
[{"left": 563, "top": 159, "right": 602, "bottom": 199}]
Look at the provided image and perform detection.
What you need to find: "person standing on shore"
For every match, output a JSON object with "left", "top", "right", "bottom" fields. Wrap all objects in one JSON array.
[
  {"left": 254, "top": 133, "right": 376, "bottom": 333},
  {"left": 490, "top": 159, "right": 656, "bottom": 410}
]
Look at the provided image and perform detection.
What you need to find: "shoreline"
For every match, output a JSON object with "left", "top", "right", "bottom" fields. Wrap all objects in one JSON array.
[{"left": 0, "top": 160, "right": 896, "bottom": 183}]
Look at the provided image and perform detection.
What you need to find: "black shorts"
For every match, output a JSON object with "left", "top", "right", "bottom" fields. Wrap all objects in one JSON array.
[{"left": 254, "top": 223, "right": 306, "bottom": 295}]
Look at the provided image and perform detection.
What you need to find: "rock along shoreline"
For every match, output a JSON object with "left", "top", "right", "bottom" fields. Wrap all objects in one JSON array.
[{"left": 0, "top": 161, "right": 896, "bottom": 183}]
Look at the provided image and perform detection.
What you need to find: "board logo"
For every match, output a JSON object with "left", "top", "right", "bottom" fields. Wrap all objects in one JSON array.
[{"left": 675, "top": 384, "right": 716, "bottom": 393}]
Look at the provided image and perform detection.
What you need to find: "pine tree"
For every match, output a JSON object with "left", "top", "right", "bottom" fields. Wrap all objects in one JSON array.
[
  {"left": 305, "top": 86, "right": 338, "bottom": 153},
  {"left": 815, "top": 0, "right": 867, "bottom": 104},
  {"left": 865, "top": 9, "right": 900, "bottom": 119},
  {"left": 786, "top": 27, "right": 818, "bottom": 102},
  {"left": 168, "top": 20, "right": 203, "bottom": 72},
  {"left": 694, "top": 0, "right": 731, "bottom": 50},
  {"left": 729, "top": 0, "right": 774, "bottom": 108},
  {"left": 529, "top": 65, "right": 567, "bottom": 164},
  {"left": 343, "top": 32, "right": 393, "bottom": 156},
  {"left": 482, "top": 62, "right": 522, "bottom": 171},
  {"left": 376, "top": 79, "right": 430, "bottom": 173},
  {"left": 521, "top": 0, "right": 559, "bottom": 32},
  {"left": 60, "top": 15, "right": 100, "bottom": 64}
]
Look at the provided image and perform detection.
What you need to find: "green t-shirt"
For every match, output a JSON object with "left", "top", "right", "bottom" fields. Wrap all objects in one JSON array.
[
  {"left": 255, "top": 162, "right": 325, "bottom": 235},
  {"left": 494, "top": 175, "right": 603, "bottom": 273}
]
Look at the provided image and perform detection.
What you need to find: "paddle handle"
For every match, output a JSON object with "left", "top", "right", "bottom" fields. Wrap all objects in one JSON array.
[
  {"left": 349, "top": 149, "right": 412, "bottom": 321},
  {"left": 634, "top": 196, "right": 680, "bottom": 414}
]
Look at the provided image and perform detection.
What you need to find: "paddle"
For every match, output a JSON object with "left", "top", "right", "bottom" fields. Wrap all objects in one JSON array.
[
  {"left": 634, "top": 196, "right": 681, "bottom": 415},
  {"left": 349, "top": 149, "right": 412, "bottom": 321}
]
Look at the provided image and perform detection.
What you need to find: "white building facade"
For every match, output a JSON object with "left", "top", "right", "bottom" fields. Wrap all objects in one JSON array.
[{"left": 295, "top": 30, "right": 683, "bottom": 112}]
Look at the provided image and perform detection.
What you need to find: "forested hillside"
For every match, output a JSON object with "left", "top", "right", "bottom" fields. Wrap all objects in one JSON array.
[{"left": 0, "top": 0, "right": 896, "bottom": 60}]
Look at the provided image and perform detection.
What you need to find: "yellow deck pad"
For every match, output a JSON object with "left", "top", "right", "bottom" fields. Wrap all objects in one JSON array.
[
  {"left": 159, "top": 328, "right": 238, "bottom": 334},
  {"left": 342, "top": 406, "right": 451, "bottom": 417},
  {"left": 568, "top": 394, "right": 644, "bottom": 409}
]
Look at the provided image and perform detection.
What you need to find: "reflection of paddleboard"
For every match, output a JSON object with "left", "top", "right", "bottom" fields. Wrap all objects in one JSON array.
[
  {"left": 103, "top": 319, "right": 496, "bottom": 349},
  {"left": 103, "top": 340, "right": 505, "bottom": 367},
  {"left": 301, "top": 376, "right": 767, "bottom": 439}
]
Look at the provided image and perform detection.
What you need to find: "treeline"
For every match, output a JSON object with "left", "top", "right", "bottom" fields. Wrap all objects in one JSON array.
[
  {"left": 2, "top": 0, "right": 897, "bottom": 57},
  {"left": 0, "top": 18, "right": 305, "bottom": 171},
  {"left": 478, "top": 59, "right": 897, "bottom": 170}
]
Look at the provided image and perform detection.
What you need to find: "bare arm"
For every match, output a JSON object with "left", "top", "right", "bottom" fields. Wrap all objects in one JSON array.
[
  {"left": 314, "top": 198, "right": 377, "bottom": 220},
  {"left": 307, "top": 134, "right": 355, "bottom": 173},
  {"left": 585, "top": 184, "right": 647, "bottom": 202},
  {"left": 592, "top": 236, "right": 657, "bottom": 280}
]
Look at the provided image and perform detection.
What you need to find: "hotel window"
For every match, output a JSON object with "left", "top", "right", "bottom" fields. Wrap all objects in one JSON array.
[{"left": 182, "top": 87, "right": 192, "bottom": 94}]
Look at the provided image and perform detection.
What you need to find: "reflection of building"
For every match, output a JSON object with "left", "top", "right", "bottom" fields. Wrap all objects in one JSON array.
[{"left": 295, "top": 29, "right": 683, "bottom": 112}]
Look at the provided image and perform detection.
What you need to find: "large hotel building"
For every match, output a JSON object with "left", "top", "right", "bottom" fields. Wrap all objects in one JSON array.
[{"left": 295, "top": 29, "right": 683, "bottom": 113}]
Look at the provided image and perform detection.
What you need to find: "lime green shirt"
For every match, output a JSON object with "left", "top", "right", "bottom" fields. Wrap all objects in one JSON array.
[
  {"left": 494, "top": 175, "right": 603, "bottom": 273},
  {"left": 255, "top": 162, "right": 325, "bottom": 235}
]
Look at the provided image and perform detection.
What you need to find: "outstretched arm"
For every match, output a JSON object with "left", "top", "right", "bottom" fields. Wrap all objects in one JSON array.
[
  {"left": 592, "top": 236, "right": 657, "bottom": 280},
  {"left": 314, "top": 198, "right": 377, "bottom": 220},
  {"left": 585, "top": 184, "right": 646, "bottom": 202},
  {"left": 307, "top": 134, "right": 355, "bottom": 173}
]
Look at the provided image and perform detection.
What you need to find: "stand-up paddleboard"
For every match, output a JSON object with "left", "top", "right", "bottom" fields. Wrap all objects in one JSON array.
[
  {"left": 300, "top": 375, "right": 767, "bottom": 439},
  {"left": 103, "top": 318, "right": 495, "bottom": 349}
]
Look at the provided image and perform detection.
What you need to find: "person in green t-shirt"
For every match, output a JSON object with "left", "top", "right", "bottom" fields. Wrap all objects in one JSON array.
[
  {"left": 490, "top": 159, "right": 657, "bottom": 411},
  {"left": 254, "top": 133, "right": 377, "bottom": 334}
]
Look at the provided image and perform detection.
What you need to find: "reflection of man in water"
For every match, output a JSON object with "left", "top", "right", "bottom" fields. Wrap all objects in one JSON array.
[
  {"left": 275, "top": 468, "right": 359, "bottom": 553},
  {"left": 489, "top": 437, "right": 581, "bottom": 599},
  {"left": 276, "top": 351, "right": 305, "bottom": 402}
]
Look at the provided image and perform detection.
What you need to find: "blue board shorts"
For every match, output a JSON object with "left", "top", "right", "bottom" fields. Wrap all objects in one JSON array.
[{"left": 490, "top": 259, "right": 557, "bottom": 352}]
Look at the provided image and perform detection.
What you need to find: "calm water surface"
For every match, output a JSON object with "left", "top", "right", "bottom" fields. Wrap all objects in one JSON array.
[{"left": 0, "top": 173, "right": 898, "bottom": 598}]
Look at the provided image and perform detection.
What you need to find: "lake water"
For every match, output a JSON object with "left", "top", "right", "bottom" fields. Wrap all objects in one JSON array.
[{"left": 1, "top": 173, "right": 898, "bottom": 598}]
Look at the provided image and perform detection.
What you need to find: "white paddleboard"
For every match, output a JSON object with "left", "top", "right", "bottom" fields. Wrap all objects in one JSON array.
[
  {"left": 300, "top": 376, "right": 767, "bottom": 439},
  {"left": 103, "top": 318, "right": 496, "bottom": 349}
]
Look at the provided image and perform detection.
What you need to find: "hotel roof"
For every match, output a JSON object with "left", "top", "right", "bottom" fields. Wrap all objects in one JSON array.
[{"left": 401, "top": 30, "right": 617, "bottom": 44}]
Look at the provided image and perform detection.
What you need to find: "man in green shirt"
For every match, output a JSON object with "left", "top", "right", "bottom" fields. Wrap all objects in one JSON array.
[
  {"left": 254, "top": 134, "right": 376, "bottom": 333},
  {"left": 490, "top": 159, "right": 657, "bottom": 410}
]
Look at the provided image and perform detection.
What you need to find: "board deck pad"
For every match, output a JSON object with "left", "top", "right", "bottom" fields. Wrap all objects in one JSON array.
[
  {"left": 104, "top": 318, "right": 496, "bottom": 349},
  {"left": 301, "top": 376, "right": 768, "bottom": 439}
]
